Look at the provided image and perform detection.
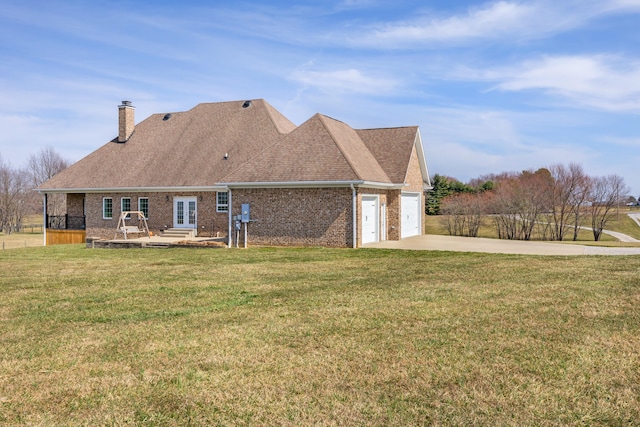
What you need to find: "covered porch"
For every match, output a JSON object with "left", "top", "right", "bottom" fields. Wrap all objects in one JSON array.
[{"left": 43, "top": 193, "right": 86, "bottom": 245}]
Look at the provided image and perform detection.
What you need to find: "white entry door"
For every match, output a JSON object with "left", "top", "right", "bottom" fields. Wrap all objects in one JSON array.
[
  {"left": 174, "top": 197, "right": 197, "bottom": 229},
  {"left": 401, "top": 193, "right": 421, "bottom": 238},
  {"left": 361, "top": 196, "right": 379, "bottom": 245}
]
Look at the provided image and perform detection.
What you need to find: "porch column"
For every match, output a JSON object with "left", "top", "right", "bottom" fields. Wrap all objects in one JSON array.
[
  {"left": 43, "top": 193, "right": 47, "bottom": 246},
  {"left": 227, "top": 189, "right": 232, "bottom": 248}
]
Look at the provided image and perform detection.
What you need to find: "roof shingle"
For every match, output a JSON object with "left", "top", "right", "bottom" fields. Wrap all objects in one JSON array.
[{"left": 39, "top": 99, "right": 421, "bottom": 190}]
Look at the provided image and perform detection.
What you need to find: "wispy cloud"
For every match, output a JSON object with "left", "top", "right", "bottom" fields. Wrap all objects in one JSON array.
[
  {"left": 348, "top": 0, "right": 640, "bottom": 48},
  {"left": 482, "top": 55, "right": 640, "bottom": 112},
  {"left": 289, "top": 67, "right": 397, "bottom": 94},
  {"left": 354, "top": 2, "right": 539, "bottom": 47}
]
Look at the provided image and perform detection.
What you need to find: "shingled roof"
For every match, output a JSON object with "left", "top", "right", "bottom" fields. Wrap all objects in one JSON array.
[
  {"left": 39, "top": 99, "right": 425, "bottom": 191},
  {"left": 220, "top": 114, "right": 398, "bottom": 184}
]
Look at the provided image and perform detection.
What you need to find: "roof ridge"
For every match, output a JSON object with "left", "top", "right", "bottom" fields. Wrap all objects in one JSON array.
[
  {"left": 317, "top": 114, "right": 390, "bottom": 182},
  {"left": 261, "top": 99, "right": 296, "bottom": 134},
  {"left": 357, "top": 125, "right": 418, "bottom": 131},
  {"left": 317, "top": 115, "right": 361, "bottom": 179}
]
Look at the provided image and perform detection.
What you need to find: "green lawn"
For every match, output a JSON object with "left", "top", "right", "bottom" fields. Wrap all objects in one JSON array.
[{"left": 1, "top": 245, "right": 639, "bottom": 425}]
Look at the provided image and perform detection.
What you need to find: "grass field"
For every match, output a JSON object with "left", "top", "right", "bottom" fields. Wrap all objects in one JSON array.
[{"left": 1, "top": 245, "right": 639, "bottom": 425}]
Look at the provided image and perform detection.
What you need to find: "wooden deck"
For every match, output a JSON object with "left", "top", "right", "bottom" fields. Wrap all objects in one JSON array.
[{"left": 87, "top": 236, "right": 227, "bottom": 249}]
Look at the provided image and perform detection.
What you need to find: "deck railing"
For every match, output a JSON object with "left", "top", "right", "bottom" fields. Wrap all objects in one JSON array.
[{"left": 46, "top": 215, "right": 86, "bottom": 230}]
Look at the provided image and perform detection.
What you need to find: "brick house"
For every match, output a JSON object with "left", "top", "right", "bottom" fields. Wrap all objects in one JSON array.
[{"left": 38, "top": 99, "right": 431, "bottom": 248}]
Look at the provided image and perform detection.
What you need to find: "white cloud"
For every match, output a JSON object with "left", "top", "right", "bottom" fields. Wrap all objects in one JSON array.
[
  {"left": 369, "top": 2, "right": 536, "bottom": 45},
  {"left": 289, "top": 67, "right": 397, "bottom": 94},
  {"left": 348, "top": 0, "right": 640, "bottom": 48},
  {"left": 605, "top": 0, "right": 640, "bottom": 11},
  {"left": 487, "top": 55, "right": 640, "bottom": 112}
]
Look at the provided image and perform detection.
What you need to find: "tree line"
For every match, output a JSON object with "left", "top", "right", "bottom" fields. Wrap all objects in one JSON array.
[
  {"left": 0, "top": 147, "right": 69, "bottom": 234},
  {"left": 426, "top": 163, "right": 630, "bottom": 241}
]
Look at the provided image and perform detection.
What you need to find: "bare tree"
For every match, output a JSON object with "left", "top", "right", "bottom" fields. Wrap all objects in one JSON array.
[
  {"left": 440, "top": 192, "right": 486, "bottom": 237},
  {"left": 589, "top": 174, "right": 629, "bottom": 241},
  {"left": 27, "top": 146, "right": 70, "bottom": 216},
  {"left": 568, "top": 165, "right": 591, "bottom": 241},
  {"left": 547, "top": 163, "right": 585, "bottom": 241},
  {"left": 490, "top": 175, "right": 522, "bottom": 240},
  {"left": 27, "top": 146, "right": 69, "bottom": 186},
  {"left": 489, "top": 170, "right": 550, "bottom": 240},
  {"left": 0, "top": 156, "right": 28, "bottom": 234}
]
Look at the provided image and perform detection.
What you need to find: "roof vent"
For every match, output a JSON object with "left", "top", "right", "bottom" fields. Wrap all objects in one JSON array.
[
  {"left": 163, "top": 113, "right": 172, "bottom": 121},
  {"left": 242, "top": 100, "right": 252, "bottom": 108}
]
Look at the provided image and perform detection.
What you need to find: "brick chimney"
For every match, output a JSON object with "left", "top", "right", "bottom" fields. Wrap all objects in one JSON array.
[{"left": 118, "top": 100, "right": 135, "bottom": 142}]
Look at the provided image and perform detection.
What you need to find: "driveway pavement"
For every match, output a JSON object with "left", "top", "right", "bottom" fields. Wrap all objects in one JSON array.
[{"left": 364, "top": 234, "right": 640, "bottom": 256}]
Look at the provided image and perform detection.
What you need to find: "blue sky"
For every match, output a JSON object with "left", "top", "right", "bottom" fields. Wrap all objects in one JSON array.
[{"left": 1, "top": 0, "right": 639, "bottom": 194}]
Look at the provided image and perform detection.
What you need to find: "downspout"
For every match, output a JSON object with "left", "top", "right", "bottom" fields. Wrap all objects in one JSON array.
[
  {"left": 227, "top": 188, "right": 232, "bottom": 248},
  {"left": 43, "top": 194, "right": 47, "bottom": 247},
  {"left": 350, "top": 184, "right": 357, "bottom": 248}
]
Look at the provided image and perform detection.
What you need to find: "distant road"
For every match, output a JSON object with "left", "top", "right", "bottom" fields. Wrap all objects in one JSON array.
[
  {"left": 628, "top": 213, "right": 640, "bottom": 228},
  {"left": 596, "top": 213, "right": 640, "bottom": 242},
  {"left": 365, "top": 235, "right": 640, "bottom": 255}
]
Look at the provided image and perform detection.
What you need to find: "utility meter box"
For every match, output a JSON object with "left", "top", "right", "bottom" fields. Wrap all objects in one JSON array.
[{"left": 241, "top": 204, "right": 250, "bottom": 223}]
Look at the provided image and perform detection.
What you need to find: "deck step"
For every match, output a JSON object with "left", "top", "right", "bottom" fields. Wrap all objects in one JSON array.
[{"left": 162, "top": 228, "right": 196, "bottom": 238}]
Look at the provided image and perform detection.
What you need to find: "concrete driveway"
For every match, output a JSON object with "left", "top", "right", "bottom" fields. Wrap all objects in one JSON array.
[{"left": 364, "top": 234, "right": 640, "bottom": 256}]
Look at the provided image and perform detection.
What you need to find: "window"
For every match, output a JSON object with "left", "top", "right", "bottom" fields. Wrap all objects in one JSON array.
[
  {"left": 217, "top": 191, "right": 228, "bottom": 212},
  {"left": 121, "top": 197, "right": 131, "bottom": 219},
  {"left": 138, "top": 197, "right": 149, "bottom": 219},
  {"left": 103, "top": 197, "right": 113, "bottom": 219}
]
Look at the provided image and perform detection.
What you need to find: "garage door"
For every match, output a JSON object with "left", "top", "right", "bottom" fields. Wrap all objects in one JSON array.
[
  {"left": 361, "top": 196, "right": 379, "bottom": 244},
  {"left": 401, "top": 193, "right": 420, "bottom": 238}
]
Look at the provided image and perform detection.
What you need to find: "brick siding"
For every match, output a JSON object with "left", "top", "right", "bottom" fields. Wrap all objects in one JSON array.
[
  {"left": 83, "top": 192, "right": 228, "bottom": 240},
  {"left": 231, "top": 188, "right": 353, "bottom": 247}
]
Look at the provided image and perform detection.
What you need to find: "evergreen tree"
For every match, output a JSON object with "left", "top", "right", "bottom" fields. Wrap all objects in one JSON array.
[{"left": 425, "top": 174, "right": 452, "bottom": 215}]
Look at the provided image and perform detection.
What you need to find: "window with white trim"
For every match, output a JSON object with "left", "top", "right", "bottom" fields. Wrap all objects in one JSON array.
[
  {"left": 103, "top": 197, "right": 113, "bottom": 219},
  {"left": 138, "top": 197, "right": 149, "bottom": 219},
  {"left": 121, "top": 197, "right": 131, "bottom": 219},
  {"left": 217, "top": 191, "right": 228, "bottom": 212}
]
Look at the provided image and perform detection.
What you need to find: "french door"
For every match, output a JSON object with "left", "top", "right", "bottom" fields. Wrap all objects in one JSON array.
[{"left": 173, "top": 197, "right": 197, "bottom": 229}]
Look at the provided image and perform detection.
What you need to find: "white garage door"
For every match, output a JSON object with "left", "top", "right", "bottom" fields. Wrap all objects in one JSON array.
[
  {"left": 401, "top": 193, "right": 420, "bottom": 238},
  {"left": 361, "top": 196, "right": 379, "bottom": 244}
]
